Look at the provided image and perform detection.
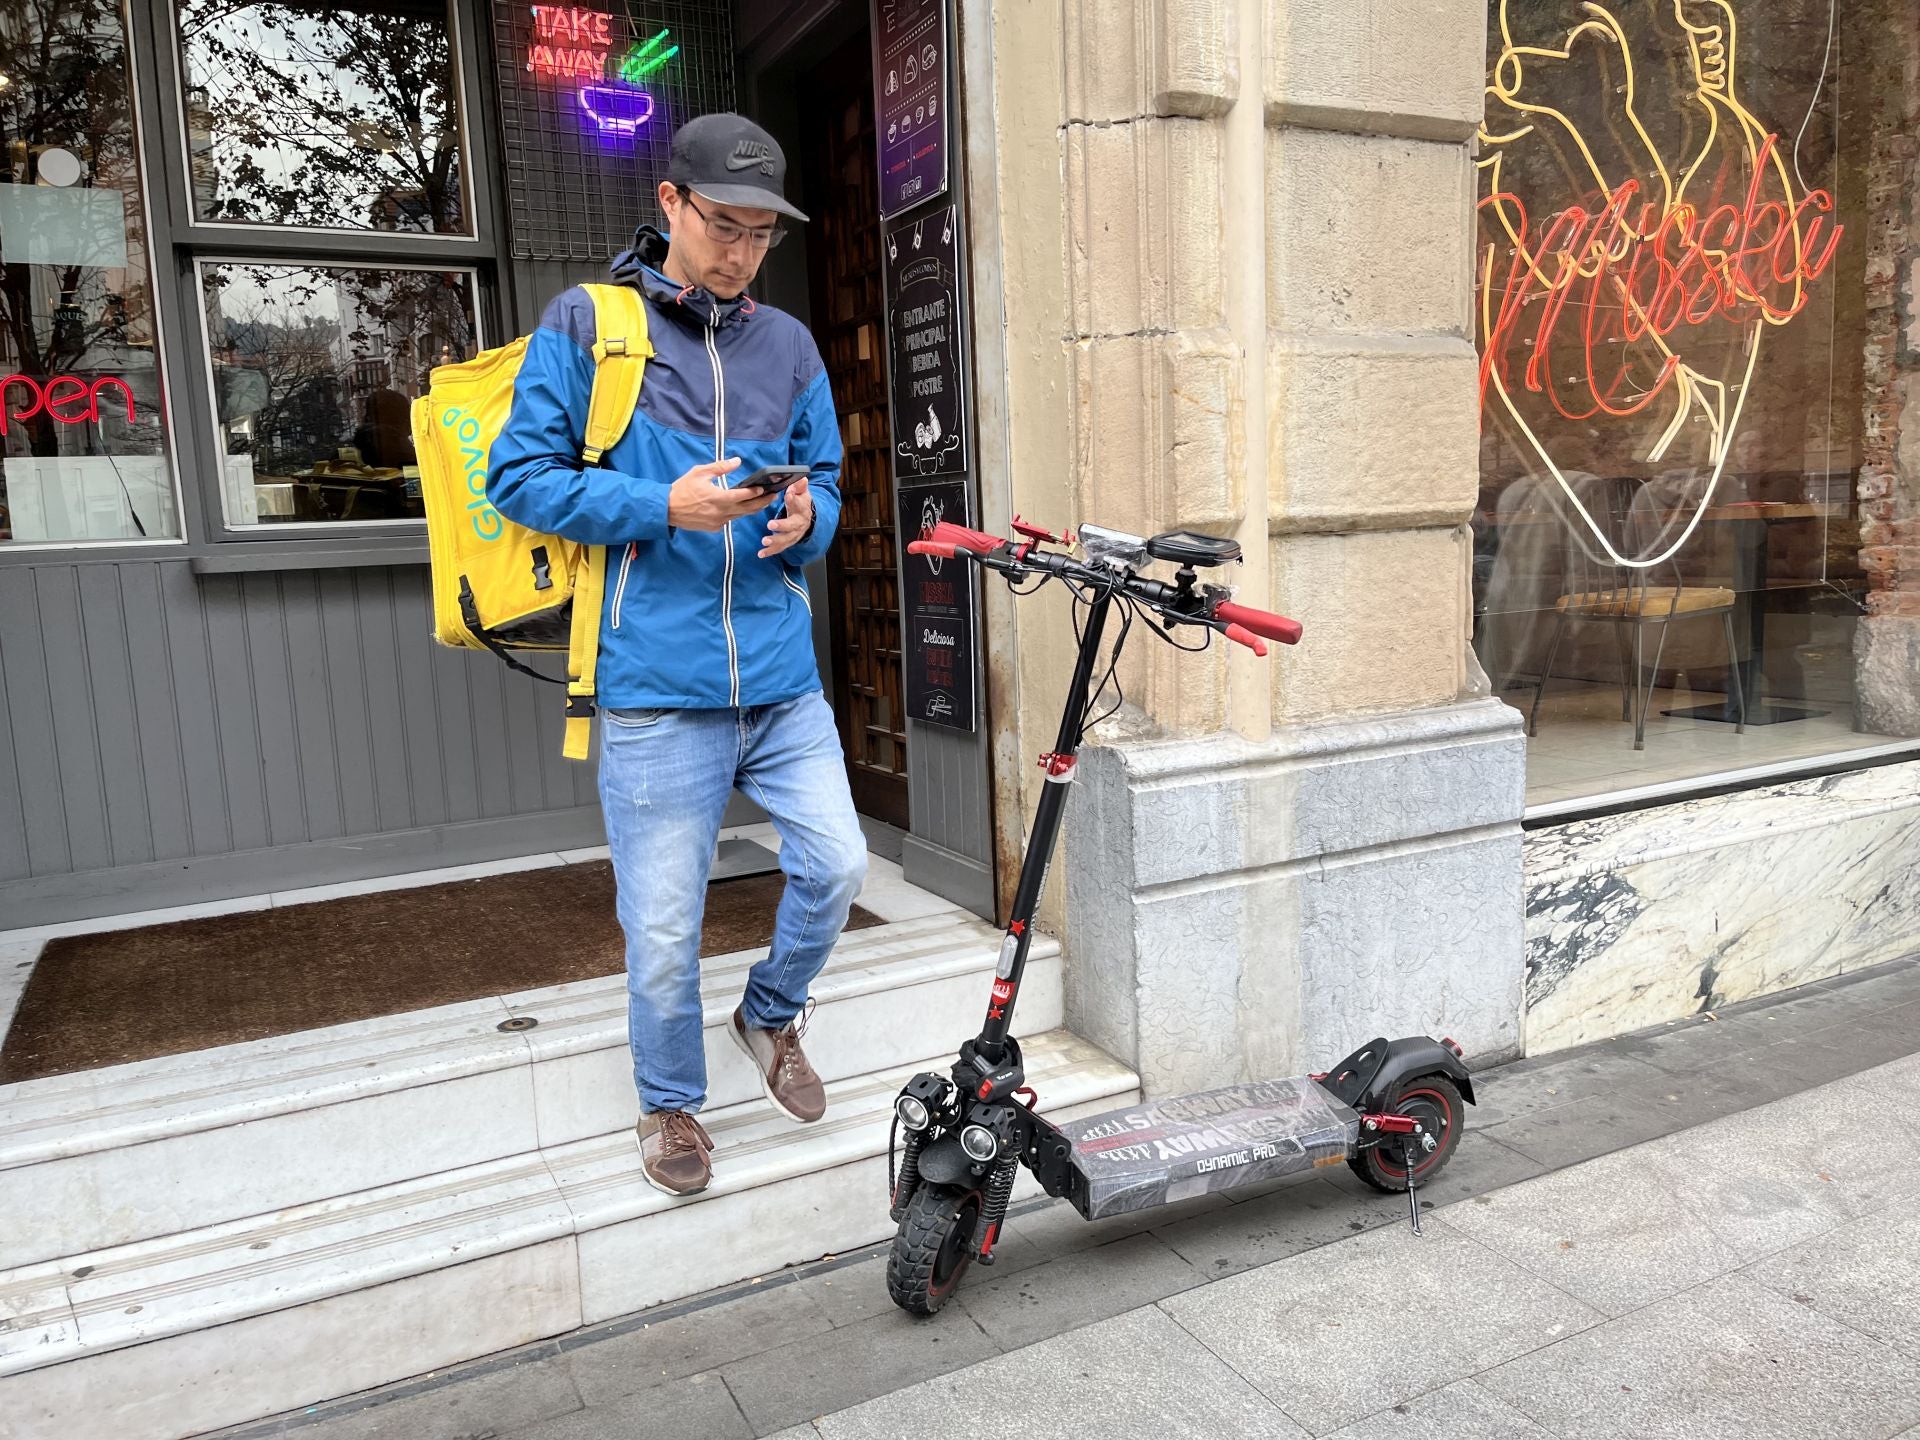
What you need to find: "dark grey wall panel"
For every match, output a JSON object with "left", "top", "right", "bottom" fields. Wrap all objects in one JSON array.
[
  {"left": 281, "top": 573, "right": 346, "bottom": 845},
  {"left": 0, "top": 615, "right": 27, "bottom": 883},
  {"left": 34, "top": 568, "right": 112, "bottom": 874},
  {"left": 159, "top": 562, "right": 232, "bottom": 858},
  {"left": 119, "top": 564, "right": 195, "bottom": 864},
  {"left": 0, "top": 556, "right": 609, "bottom": 927},
  {"left": 77, "top": 565, "right": 153, "bottom": 868}
]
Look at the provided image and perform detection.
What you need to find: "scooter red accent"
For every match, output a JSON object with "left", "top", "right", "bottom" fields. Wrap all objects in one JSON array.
[{"left": 885, "top": 518, "right": 1474, "bottom": 1315}]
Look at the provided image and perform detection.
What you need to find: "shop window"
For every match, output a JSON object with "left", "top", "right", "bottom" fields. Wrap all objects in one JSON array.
[
  {"left": 0, "top": 0, "right": 179, "bottom": 546},
  {"left": 175, "top": 0, "right": 468, "bottom": 234},
  {"left": 200, "top": 263, "right": 477, "bottom": 524},
  {"left": 1472, "top": 0, "right": 1899, "bottom": 806}
]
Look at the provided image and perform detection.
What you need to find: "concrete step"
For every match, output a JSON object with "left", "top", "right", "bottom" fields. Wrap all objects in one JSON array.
[
  {"left": 2, "top": 1029, "right": 1138, "bottom": 1440},
  {"left": 0, "top": 911, "right": 1062, "bottom": 1267}
]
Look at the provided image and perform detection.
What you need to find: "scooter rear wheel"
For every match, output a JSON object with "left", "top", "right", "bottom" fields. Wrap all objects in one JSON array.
[
  {"left": 886, "top": 1182, "right": 981, "bottom": 1315},
  {"left": 1347, "top": 1074, "right": 1464, "bottom": 1193}
]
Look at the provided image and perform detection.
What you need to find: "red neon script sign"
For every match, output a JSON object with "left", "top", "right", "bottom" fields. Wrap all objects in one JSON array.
[
  {"left": 1479, "top": 132, "right": 1842, "bottom": 423},
  {"left": 0, "top": 374, "right": 136, "bottom": 435},
  {"left": 529, "top": 5, "right": 612, "bottom": 81}
]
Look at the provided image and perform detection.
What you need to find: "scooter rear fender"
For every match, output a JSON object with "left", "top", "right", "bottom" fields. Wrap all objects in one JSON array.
[{"left": 1322, "top": 1035, "right": 1476, "bottom": 1112}]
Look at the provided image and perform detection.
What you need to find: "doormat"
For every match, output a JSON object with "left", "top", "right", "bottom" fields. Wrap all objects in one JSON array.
[{"left": 0, "top": 863, "right": 882, "bottom": 1085}]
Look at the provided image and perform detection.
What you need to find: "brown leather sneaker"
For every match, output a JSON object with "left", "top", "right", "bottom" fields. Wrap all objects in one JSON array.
[
  {"left": 730, "top": 1001, "right": 826, "bottom": 1124},
  {"left": 637, "top": 1109, "right": 713, "bottom": 1196}
]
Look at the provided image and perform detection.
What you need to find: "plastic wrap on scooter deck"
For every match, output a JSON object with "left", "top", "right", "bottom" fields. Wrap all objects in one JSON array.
[{"left": 1055, "top": 1077, "right": 1359, "bottom": 1219}]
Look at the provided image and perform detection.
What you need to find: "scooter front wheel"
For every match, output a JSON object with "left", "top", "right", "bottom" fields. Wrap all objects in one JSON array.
[
  {"left": 1348, "top": 1074, "right": 1464, "bottom": 1193},
  {"left": 886, "top": 1182, "right": 982, "bottom": 1315}
]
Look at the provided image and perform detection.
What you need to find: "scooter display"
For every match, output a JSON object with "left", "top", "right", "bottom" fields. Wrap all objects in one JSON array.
[{"left": 884, "top": 516, "right": 1475, "bottom": 1315}]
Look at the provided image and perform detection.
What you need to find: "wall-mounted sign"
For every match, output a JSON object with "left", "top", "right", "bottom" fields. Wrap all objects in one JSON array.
[
  {"left": 874, "top": 0, "right": 949, "bottom": 219},
  {"left": 528, "top": 6, "right": 613, "bottom": 79},
  {"left": 884, "top": 204, "right": 966, "bottom": 480},
  {"left": 525, "top": 10, "right": 671, "bottom": 143},
  {"left": 900, "top": 477, "right": 977, "bottom": 732},
  {"left": 0, "top": 374, "right": 135, "bottom": 434}
]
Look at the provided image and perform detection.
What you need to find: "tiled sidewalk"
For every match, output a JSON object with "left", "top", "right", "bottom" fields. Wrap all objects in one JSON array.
[{"left": 211, "top": 955, "right": 1920, "bottom": 1440}]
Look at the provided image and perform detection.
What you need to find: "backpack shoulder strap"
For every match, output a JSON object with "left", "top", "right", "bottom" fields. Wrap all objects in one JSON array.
[
  {"left": 560, "top": 283, "right": 654, "bottom": 761},
  {"left": 578, "top": 282, "right": 652, "bottom": 464}
]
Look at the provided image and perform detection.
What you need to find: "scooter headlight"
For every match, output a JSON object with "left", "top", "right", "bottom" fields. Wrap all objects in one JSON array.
[
  {"left": 959, "top": 1123, "right": 999, "bottom": 1162},
  {"left": 895, "top": 1094, "right": 932, "bottom": 1132}
]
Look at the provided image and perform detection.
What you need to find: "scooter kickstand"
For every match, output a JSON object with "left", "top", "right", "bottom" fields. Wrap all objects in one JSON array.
[{"left": 1404, "top": 1124, "right": 1424, "bottom": 1237}]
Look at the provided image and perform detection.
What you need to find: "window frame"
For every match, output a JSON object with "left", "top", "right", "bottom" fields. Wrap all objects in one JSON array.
[
  {"left": 165, "top": 0, "right": 483, "bottom": 246},
  {"left": 0, "top": 0, "right": 509, "bottom": 569},
  {"left": 190, "top": 252, "right": 488, "bottom": 536},
  {"left": 0, "top": 0, "right": 193, "bottom": 557}
]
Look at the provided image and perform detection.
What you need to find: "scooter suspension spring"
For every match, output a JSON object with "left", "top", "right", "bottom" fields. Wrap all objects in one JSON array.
[
  {"left": 890, "top": 1128, "right": 924, "bottom": 1223},
  {"left": 974, "top": 1157, "right": 1018, "bottom": 1264}
]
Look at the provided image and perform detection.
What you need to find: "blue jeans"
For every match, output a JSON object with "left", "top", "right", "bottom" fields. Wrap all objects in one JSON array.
[{"left": 598, "top": 690, "right": 868, "bottom": 1114}]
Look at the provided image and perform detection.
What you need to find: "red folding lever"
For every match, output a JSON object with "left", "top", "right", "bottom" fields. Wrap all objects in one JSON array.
[{"left": 1010, "top": 515, "right": 1061, "bottom": 544}]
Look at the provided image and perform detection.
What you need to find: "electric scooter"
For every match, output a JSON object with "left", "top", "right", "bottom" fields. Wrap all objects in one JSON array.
[{"left": 883, "top": 516, "right": 1476, "bottom": 1315}]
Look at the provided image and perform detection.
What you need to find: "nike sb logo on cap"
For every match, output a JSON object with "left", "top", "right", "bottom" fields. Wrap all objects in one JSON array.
[{"left": 727, "top": 141, "right": 775, "bottom": 174}]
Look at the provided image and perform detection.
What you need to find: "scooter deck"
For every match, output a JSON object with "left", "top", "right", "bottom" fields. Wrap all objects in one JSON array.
[{"left": 1053, "top": 1076, "right": 1359, "bottom": 1219}]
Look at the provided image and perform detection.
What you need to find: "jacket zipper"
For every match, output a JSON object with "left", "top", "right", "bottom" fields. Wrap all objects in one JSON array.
[
  {"left": 781, "top": 569, "right": 811, "bottom": 615},
  {"left": 611, "top": 541, "right": 636, "bottom": 630},
  {"left": 705, "top": 313, "right": 740, "bottom": 705}
]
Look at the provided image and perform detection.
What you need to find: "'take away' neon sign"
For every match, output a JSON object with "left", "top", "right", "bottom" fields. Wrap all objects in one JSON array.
[
  {"left": 0, "top": 374, "right": 135, "bottom": 435},
  {"left": 528, "top": 10, "right": 674, "bottom": 139}
]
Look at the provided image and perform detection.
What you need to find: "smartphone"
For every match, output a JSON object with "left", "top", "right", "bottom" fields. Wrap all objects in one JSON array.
[{"left": 731, "top": 464, "right": 808, "bottom": 495}]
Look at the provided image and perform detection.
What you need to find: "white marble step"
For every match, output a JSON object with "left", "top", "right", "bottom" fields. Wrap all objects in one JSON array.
[
  {"left": 1, "top": 1029, "right": 1138, "bottom": 1440},
  {"left": 0, "top": 912, "right": 1062, "bottom": 1268}
]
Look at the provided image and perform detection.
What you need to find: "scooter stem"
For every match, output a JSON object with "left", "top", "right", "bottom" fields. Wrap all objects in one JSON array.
[{"left": 977, "top": 586, "right": 1116, "bottom": 1061}]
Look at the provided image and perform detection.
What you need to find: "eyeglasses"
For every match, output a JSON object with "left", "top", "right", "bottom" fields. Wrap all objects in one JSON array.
[{"left": 681, "top": 192, "right": 787, "bottom": 250}]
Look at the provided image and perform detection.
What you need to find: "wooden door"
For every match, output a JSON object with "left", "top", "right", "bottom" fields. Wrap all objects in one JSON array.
[{"left": 801, "top": 30, "right": 909, "bottom": 829}]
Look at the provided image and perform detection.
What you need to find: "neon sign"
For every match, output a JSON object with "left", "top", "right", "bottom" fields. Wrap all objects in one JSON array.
[
  {"left": 0, "top": 374, "right": 135, "bottom": 435},
  {"left": 578, "top": 84, "right": 655, "bottom": 137},
  {"left": 529, "top": 5, "right": 612, "bottom": 80},
  {"left": 1475, "top": 0, "right": 1843, "bottom": 568},
  {"left": 620, "top": 28, "right": 678, "bottom": 82}
]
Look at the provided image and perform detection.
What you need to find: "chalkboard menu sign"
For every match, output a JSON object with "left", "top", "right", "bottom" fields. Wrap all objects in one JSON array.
[
  {"left": 874, "top": 0, "right": 950, "bottom": 219},
  {"left": 885, "top": 204, "right": 967, "bottom": 480},
  {"left": 899, "top": 479, "right": 977, "bottom": 732}
]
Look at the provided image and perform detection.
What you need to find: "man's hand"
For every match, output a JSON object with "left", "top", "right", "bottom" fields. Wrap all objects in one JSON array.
[
  {"left": 758, "top": 476, "right": 814, "bottom": 559},
  {"left": 667, "top": 458, "right": 774, "bottom": 531}
]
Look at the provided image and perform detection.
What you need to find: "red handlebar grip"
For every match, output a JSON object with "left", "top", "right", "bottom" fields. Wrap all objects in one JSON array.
[
  {"left": 1214, "top": 601, "right": 1303, "bottom": 646},
  {"left": 921, "top": 519, "right": 1005, "bottom": 555},
  {"left": 907, "top": 540, "right": 958, "bottom": 558},
  {"left": 1222, "top": 622, "right": 1268, "bottom": 657}
]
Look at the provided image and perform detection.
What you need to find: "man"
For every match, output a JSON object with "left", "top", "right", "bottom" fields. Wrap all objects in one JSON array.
[{"left": 489, "top": 113, "right": 867, "bottom": 1198}]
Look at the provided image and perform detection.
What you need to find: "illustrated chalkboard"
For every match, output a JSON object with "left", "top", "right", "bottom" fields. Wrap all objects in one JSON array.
[
  {"left": 885, "top": 204, "right": 967, "bottom": 480},
  {"left": 899, "top": 477, "right": 977, "bottom": 731}
]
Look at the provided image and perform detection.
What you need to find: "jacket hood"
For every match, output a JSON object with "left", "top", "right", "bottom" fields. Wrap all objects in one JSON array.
[{"left": 610, "top": 226, "right": 754, "bottom": 329}]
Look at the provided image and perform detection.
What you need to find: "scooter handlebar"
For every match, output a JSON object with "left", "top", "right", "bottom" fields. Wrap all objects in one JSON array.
[
  {"left": 911, "top": 520, "right": 1007, "bottom": 557},
  {"left": 1212, "top": 600, "right": 1303, "bottom": 646}
]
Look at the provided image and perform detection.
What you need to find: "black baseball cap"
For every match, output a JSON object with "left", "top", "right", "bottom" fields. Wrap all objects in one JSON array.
[{"left": 668, "top": 113, "right": 809, "bottom": 222}]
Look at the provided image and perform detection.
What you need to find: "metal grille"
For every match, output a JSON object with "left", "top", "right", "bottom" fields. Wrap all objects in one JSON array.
[{"left": 492, "top": 0, "right": 735, "bottom": 261}]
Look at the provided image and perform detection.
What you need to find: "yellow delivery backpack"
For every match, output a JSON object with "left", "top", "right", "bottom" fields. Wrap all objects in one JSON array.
[{"left": 413, "top": 283, "right": 652, "bottom": 761}]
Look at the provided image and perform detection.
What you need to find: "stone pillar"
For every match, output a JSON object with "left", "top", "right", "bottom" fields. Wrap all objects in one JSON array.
[
  {"left": 1026, "top": 0, "right": 1528, "bottom": 1096},
  {"left": 1855, "top": 11, "right": 1920, "bottom": 737}
]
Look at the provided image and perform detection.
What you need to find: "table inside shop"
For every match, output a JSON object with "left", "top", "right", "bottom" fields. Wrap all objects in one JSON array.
[{"left": 1474, "top": 500, "right": 1849, "bottom": 725}]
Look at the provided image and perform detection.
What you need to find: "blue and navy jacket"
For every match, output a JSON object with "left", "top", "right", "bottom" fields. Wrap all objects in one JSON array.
[{"left": 488, "top": 228, "right": 843, "bottom": 710}]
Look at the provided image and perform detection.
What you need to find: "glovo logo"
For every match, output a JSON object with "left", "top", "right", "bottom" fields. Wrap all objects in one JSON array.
[{"left": 442, "top": 405, "right": 502, "bottom": 540}]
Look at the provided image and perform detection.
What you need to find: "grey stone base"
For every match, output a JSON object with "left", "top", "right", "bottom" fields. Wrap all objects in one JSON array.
[
  {"left": 1856, "top": 615, "right": 1920, "bottom": 737},
  {"left": 1064, "top": 699, "right": 1527, "bottom": 1097}
]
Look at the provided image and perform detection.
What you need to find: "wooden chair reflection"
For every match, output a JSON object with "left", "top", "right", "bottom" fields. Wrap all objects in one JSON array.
[{"left": 1527, "top": 475, "right": 1746, "bottom": 750}]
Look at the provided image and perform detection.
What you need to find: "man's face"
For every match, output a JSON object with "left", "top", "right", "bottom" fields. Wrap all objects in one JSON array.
[{"left": 658, "top": 184, "right": 779, "bottom": 300}]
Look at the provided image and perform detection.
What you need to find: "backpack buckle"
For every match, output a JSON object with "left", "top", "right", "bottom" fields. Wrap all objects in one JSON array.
[{"left": 566, "top": 695, "right": 597, "bottom": 719}]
